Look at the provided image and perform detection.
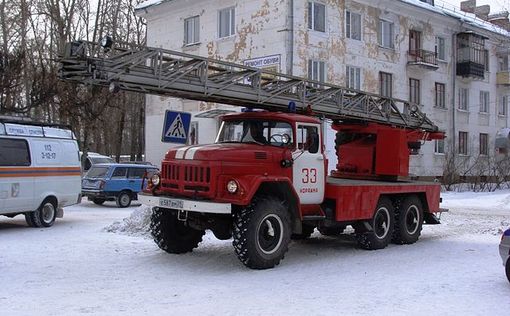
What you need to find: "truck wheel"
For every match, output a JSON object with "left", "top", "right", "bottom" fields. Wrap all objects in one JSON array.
[
  {"left": 232, "top": 196, "right": 291, "bottom": 269},
  {"left": 392, "top": 196, "right": 423, "bottom": 245},
  {"left": 93, "top": 198, "right": 106, "bottom": 205},
  {"left": 356, "top": 197, "right": 394, "bottom": 250},
  {"left": 30, "top": 199, "right": 57, "bottom": 228},
  {"left": 116, "top": 191, "right": 132, "bottom": 208},
  {"left": 150, "top": 208, "right": 205, "bottom": 254},
  {"left": 291, "top": 224, "right": 315, "bottom": 240}
]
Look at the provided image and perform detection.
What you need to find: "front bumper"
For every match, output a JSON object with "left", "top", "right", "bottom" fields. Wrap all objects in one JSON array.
[{"left": 138, "top": 193, "right": 231, "bottom": 214}]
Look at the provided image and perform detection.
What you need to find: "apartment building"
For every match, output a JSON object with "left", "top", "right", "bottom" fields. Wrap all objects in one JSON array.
[{"left": 136, "top": 0, "right": 510, "bottom": 177}]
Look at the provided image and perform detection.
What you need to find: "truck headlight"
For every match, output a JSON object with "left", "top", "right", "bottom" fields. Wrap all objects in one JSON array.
[
  {"left": 151, "top": 174, "right": 161, "bottom": 187},
  {"left": 227, "top": 180, "right": 238, "bottom": 193}
]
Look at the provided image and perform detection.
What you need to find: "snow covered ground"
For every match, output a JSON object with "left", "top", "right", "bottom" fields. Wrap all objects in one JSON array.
[{"left": 1, "top": 191, "right": 510, "bottom": 316}]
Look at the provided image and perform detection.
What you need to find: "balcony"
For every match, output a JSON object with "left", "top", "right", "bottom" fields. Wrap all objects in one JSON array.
[
  {"left": 497, "top": 71, "right": 510, "bottom": 85},
  {"left": 407, "top": 49, "right": 439, "bottom": 70}
]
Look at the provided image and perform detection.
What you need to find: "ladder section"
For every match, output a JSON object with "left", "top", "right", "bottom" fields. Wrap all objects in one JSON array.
[{"left": 59, "top": 40, "right": 439, "bottom": 132}]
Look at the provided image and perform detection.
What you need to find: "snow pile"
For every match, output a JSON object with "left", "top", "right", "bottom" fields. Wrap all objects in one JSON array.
[{"left": 104, "top": 205, "right": 152, "bottom": 238}]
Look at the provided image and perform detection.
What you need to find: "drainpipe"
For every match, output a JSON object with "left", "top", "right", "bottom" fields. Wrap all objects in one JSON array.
[
  {"left": 288, "top": 0, "right": 294, "bottom": 76},
  {"left": 451, "top": 31, "right": 457, "bottom": 163}
]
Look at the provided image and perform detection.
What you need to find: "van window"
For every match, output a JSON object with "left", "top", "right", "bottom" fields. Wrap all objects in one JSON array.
[
  {"left": 111, "top": 167, "right": 128, "bottom": 178},
  {"left": 86, "top": 166, "right": 109, "bottom": 178},
  {"left": 128, "top": 168, "right": 146, "bottom": 179},
  {"left": 0, "top": 138, "right": 31, "bottom": 166}
]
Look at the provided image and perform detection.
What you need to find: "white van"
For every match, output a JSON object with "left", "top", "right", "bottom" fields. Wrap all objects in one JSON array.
[{"left": 0, "top": 119, "right": 82, "bottom": 227}]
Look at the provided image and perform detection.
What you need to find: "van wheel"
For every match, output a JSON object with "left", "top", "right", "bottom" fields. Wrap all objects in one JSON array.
[
  {"left": 25, "top": 213, "right": 36, "bottom": 227},
  {"left": 93, "top": 198, "right": 106, "bottom": 205},
  {"left": 30, "top": 199, "right": 57, "bottom": 228},
  {"left": 116, "top": 191, "right": 132, "bottom": 208}
]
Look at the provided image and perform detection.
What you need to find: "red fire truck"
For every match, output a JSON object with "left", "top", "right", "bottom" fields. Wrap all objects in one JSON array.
[{"left": 60, "top": 38, "right": 446, "bottom": 269}]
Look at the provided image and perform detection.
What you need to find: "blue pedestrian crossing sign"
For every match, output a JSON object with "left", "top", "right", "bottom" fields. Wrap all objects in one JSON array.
[{"left": 161, "top": 110, "right": 192, "bottom": 144}]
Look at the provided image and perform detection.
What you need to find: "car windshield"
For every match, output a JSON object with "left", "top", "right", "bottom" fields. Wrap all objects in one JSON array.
[
  {"left": 216, "top": 119, "right": 293, "bottom": 147},
  {"left": 86, "top": 166, "right": 109, "bottom": 178}
]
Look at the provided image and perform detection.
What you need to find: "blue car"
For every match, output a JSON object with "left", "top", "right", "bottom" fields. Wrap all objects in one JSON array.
[
  {"left": 500, "top": 228, "right": 510, "bottom": 283},
  {"left": 82, "top": 163, "right": 158, "bottom": 208}
]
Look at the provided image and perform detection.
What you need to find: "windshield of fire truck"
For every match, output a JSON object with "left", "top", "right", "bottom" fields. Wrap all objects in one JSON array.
[{"left": 216, "top": 120, "right": 293, "bottom": 147}]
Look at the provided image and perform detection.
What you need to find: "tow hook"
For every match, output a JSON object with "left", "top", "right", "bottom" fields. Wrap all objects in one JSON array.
[{"left": 177, "top": 210, "right": 188, "bottom": 222}]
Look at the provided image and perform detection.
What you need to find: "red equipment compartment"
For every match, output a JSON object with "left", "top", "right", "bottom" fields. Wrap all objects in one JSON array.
[{"left": 324, "top": 177, "right": 441, "bottom": 222}]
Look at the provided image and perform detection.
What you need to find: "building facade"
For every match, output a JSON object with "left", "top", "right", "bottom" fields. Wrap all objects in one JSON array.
[{"left": 136, "top": 0, "right": 510, "bottom": 177}]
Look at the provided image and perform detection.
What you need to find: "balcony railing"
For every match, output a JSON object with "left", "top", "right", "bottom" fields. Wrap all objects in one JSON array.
[{"left": 407, "top": 49, "right": 439, "bottom": 69}]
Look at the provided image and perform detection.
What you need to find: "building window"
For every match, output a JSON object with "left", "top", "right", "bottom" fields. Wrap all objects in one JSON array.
[
  {"left": 345, "top": 10, "right": 361, "bottom": 40},
  {"left": 435, "top": 36, "right": 445, "bottom": 60},
  {"left": 458, "top": 88, "right": 469, "bottom": 111},
  {"left": 459, "top": 131, "right": 468, "bottom": 155},
  {"left": 483, "top": 49, "right": 489, "bottom": 71},
  {"left": 218, "top": 7, "right": 235, "bottom": 38},
  {"left": 435, "top": 83, "right": 446, "bottom": 108},
  {"left": 378, "top": 19, "right": 394, "bottom": 49},
  {"left": 184, "top": 16, "right": 200, "bottom": 45},
  {"left": 479, "top": 91, "right": 489, "bottom": 113},
  {"left": 379, "top": 72, "right": 392, "bottom": 97},
  {"left": 479, "top": 133, "right": 488, "bottom": 156},
  {"left": 498, "top": 56, "right": 508, "bottom": 71},
  {"left": 308, "top": 60, "right": 325, "bottom": 83},
  {"left": 434, "top": 139, "right": 445, "bottom": 154},
  {"left": 308, "top": 2, "right": 326, "bottom": 32},
  {"left": 409, "top": 78, "right": 420, "bottom": 104},
  {"left": 346, "top": 66, "right": 361, "bottom": 90},
  {"left": 499, "top": 96, "right": 508, "bottom": 116}
]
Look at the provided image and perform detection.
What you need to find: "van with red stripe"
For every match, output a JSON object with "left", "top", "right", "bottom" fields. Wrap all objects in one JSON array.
[{"left": 0, "top": 119, "right": 81, "bottom": 227}]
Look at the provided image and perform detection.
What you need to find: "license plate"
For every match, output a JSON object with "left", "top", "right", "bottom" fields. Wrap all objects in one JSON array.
[{"left": 159, "top": 198, "right": 184, "bottom": 209}]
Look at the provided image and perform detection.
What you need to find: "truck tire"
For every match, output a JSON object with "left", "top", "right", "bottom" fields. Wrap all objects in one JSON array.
[
  {"left": 291, "top": 224, "right": 315, "bottom": 240},
  {"left": 233, "top": 196, "right": 291, "bottom": 269},
  {"left": 29, "top": 199, "right": 57, "bottom": 228},
  {"left": 356, "top": 197, "right": 394, "bottom": 250},
  {"left": 116, "top": 191, "right": 132, "bottom": 208},
  {"left": 392, "top": 196, "right": 423, "bottom": 245},
  {"left": 150, "top": 208, "right": 205, "bottom": 254},
  {"left": 93, "top": 198, "right": 106, "bottom": 205}
]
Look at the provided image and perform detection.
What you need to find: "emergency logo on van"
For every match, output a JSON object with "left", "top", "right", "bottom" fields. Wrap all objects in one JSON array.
[{"left": 11, "top": 183, "right": 19, "bottom": 197}]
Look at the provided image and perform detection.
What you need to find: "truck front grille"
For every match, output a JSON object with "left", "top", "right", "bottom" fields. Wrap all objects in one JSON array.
[{"left": 161, "top": 161, "right": 212, "bottom": 196}]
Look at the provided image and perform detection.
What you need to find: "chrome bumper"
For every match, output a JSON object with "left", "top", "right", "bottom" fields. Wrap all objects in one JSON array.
[{"left": 138, "top": 193, "right": 231, "bottom": 214}]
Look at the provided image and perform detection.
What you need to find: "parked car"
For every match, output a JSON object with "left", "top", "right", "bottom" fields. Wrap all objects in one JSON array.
[
  {"left": 82, "top": 163, "right": 158, "bottom": 208},
  {"left": 0, "top": 119, "right": 81, "bottom": 227},
  {"left": 500, "top": 228, "right": 510, "bottom": 283},
  {"left": 80, "top": 152, "right": 114, "bottom": 172}
]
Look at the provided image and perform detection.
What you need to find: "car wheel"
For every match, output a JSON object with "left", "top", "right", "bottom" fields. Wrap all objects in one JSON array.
[
  {"left": 93, "top": 198, "right": 106, "bottom": 205},
  {"left": 356, "top": 197, "right": 394, "bottom": 250},
  {"left": 30, "top": 199, "right": 57, "bottom": 228},
  {"left": 232, "top": 195, "right": 291, "bottom": 269},
  {"left": 116, "top": 191, "right": 132, "bottom": 208},
  {"left": 506, "top": 258, "right": 510, "bottom": 283},
  {"left": 392, "top": 195, "right": 424, "bottom": 245}
]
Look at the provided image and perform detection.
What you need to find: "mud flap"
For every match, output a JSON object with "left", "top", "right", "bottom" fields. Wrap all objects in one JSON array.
[
  {"left": 424, "top": 208, "right": 448, "bottom": 225},
  {"left": 56, "top": 207, "right": 64, "bottom": 218}
]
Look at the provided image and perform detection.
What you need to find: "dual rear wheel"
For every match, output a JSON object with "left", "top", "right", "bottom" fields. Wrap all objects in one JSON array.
[{"left": 356, "top": 196, "right": 423, "bottom": 250}]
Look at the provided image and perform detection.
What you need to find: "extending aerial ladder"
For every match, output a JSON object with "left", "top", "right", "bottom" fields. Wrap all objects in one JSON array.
[{"left": 59, "top": 39, "right": 444, "bottom": 179}]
